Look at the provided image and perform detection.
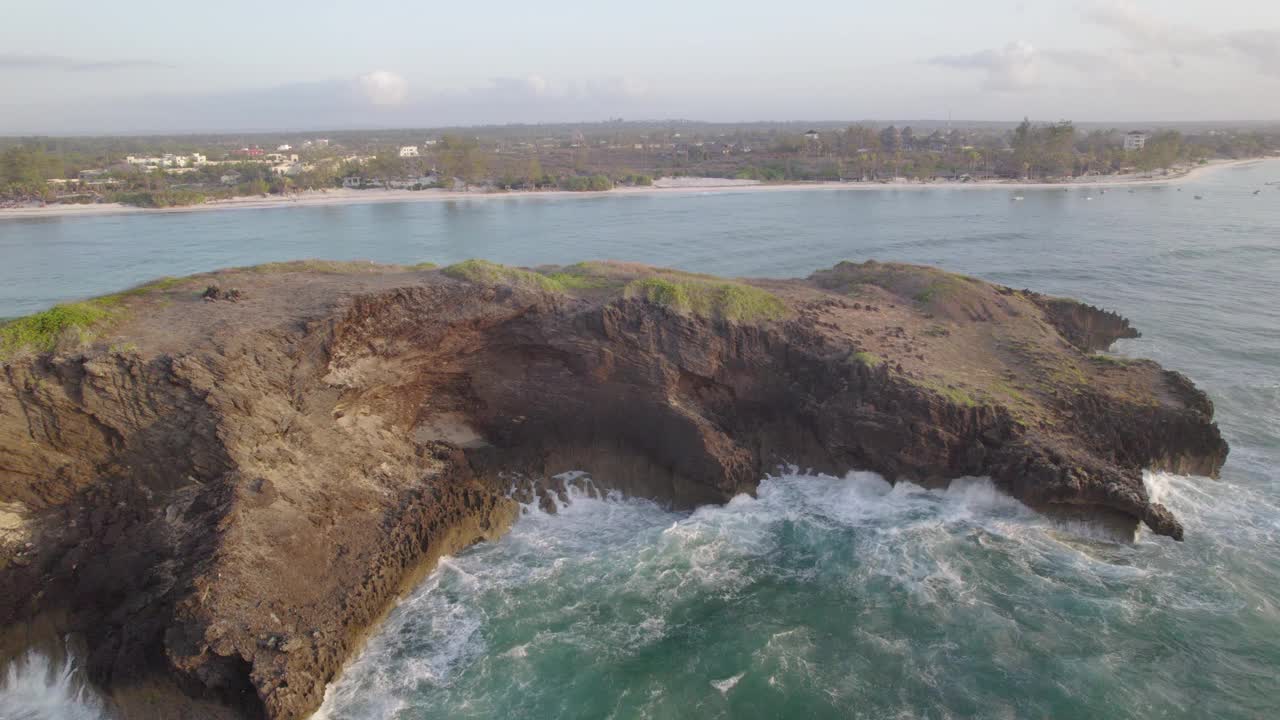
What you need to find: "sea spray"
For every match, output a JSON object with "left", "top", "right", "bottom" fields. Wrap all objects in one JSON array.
[
  {"left": 0, "top": 646, "right": 108, "bottom": 720},
  {"left": 314, "top": 470, "right": 1278, "bottom": 720}
]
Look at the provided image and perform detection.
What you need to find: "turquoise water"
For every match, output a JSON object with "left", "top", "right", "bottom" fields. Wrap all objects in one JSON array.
[
  {"left": 2, "top": 161, "right": 1279, "bottom": 718},
  {"left": 315, "top": 471, "right": 1279, "bottom": 720}
]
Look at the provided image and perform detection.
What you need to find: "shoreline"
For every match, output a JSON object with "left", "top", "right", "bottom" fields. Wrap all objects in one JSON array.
[{"left": 1, "top": 157, "right": 1269, "bottom": 221}]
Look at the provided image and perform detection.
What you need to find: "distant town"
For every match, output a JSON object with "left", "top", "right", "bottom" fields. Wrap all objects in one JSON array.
[{"left": 1, "top": 119, "right": 1277, "bottom": 209}]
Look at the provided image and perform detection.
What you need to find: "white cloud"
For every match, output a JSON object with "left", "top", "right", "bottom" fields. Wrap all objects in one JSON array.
[
  {"left": 523, "top": 74, "right": 549, "bottom": 96},
  {"left": 930, "top": 41, "right": 1040, "bottom": 91},
  {"left": 357, "top": 70, "right": 408, "bottom": 106},
  {"left": 1083, "top": 0, "right": 1280, "bottom": 75},
  {"left": 930, "top": 3, "right": 1280, "bottom": 98},
  {"left": 1225, "top": 30, "right": 1280, "bottom": 77},
  {"left": 584, "top": 76, "right": 650, "bottom": 100}
]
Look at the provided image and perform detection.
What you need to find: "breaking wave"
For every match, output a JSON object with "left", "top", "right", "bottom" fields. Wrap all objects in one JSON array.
[
  {"left": 314, "top": 468, "right": 1278, "bottom": 719},
  {"left": 0, "top": 646, "right": 107, "bottom": 720}
]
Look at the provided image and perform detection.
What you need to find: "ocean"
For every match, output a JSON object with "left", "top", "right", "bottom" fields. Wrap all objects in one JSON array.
[{"left": 2, "top": 161, "right": 1278, "bottom": 719}]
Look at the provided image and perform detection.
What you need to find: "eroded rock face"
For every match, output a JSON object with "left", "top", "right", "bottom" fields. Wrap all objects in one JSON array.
[{"left": 0, "top": 260, "right": 1228, "bottom": 719}]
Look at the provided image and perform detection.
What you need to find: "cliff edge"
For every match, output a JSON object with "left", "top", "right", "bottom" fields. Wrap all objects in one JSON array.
[{"left": 0, "top": 259, "right": 1228, "bottom": 718}]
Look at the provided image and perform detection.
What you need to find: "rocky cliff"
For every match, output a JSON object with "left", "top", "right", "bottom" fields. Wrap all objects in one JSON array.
[{"left": 0, "top": 259, "right": 1228, "bottom": 719}]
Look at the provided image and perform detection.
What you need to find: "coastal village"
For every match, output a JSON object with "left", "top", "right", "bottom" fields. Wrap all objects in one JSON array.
[{"left": 2, "top": 120, "right": 1277, "bottom": 209}]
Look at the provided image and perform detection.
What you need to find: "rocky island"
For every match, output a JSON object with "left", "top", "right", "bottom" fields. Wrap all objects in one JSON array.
[{"left": 0, "top": 259, "right": 1227, "bottom": 719}]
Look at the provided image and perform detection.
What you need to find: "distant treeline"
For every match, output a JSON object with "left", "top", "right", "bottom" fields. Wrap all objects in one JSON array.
[{"left": 2, "top": 119, "right": 1276, "bottom": 207}]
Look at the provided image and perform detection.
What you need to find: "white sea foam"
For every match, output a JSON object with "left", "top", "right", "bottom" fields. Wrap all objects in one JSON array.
[
  {"left": 710, "top": 672, "right": 744, "bottom": 694},
  {"left": 0, "top": 647, "right": 108, "bottom": 720},
  {"left": 314, "top": 468, "right": 1239, "bottom": 719}
]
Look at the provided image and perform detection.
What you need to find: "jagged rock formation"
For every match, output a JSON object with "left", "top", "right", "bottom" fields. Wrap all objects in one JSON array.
[{"left": 0, "top": 259, "right": 1228, "bottom": 719}]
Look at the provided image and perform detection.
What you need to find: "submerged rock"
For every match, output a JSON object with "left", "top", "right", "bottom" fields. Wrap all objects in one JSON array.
[{"left": 0, "top": 259, "right": 1227, "bottom": 719}]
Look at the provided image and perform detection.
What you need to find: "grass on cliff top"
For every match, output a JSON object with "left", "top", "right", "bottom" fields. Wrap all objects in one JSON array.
[
  {"left": 0, "top": 277, "right": 185, "bottom": 359},
  {"left": 443, "top": 259, "right": 632, "bottom": 293},
  {"left": 623, "top": 275, "right": 787, "bottom": 323},
  {"left": 814, "top": 261, "right": 984, "bottom": 311},
  {"left": 1, "top": 302, "right": 115, "bottom": 358},
  {"left": 850, "top": 351, "right": 884, "bottom": 367},
  {"left": 541, "top": 262, "right": 625, "bottom": 290},
  {"left": 440, "top": 259, "right": 787, "bottom": 322},
  {"left": 442, "top": 259, "right": 566, "bottom": 292}
]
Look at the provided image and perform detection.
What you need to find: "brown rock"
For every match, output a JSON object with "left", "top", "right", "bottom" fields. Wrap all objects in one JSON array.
[{"left": 0, "top": 260, "right": 1227, "bottom": 719}]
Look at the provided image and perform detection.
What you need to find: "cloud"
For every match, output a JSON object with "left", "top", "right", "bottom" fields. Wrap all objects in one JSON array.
[
  {"left": 930, "top": 41, "right": 1040, "bottom": 91},
  {"left": 931, "top": 3, "right": 1280, "bottom": 95},
  {"left": 0, "top": 71, "right": 662, "bottom": 133},
  {"left": 1083, "top": 0, "right": 1280, "bottom": 75},
  {"left": 1225, "top": 30, "right": 1280, "bottom": 77},
  {"left": 0, "top": 53, "right": 174, "bottom": 71},
  {"left": 584, "top": 76, "right": 650, "bottom": 101},
  {"left": 357, "top": 70, "right": 408, "bottom": 106},
  {"left": 479, "top": 74, "right": 647, "bottom": 101}
]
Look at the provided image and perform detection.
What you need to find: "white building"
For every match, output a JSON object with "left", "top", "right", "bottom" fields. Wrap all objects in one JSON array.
[
  {"left": 1124, "top": 131, "right": 1149, "bottom": 151},
  {"left": 398, "top": 146, "right": 420, "bottom": 158},
  {"left": 125, "top": 153, "right": 206, "bottom": 168},
  {"left": 270, "top": 162, "right": 310, "bottom": 177},
  {"left": 276, "top": 144, "right": 292, "bottom": 151}
]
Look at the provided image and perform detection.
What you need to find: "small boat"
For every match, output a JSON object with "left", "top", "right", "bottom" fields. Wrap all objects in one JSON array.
[
  {"left": 1086, "top": 196, "right": 1094, "bottom": 201},
  {"left": 1255, "top": 190, "right": 1263, "bottom": 195},
  {"left": 1194, "top": 195, "right": 1204, "bottom": 200},
  {"left": 1128, "top": 189, "right": 1136, "bottom": 193},
  {"left": 1100, "top": 189, "right": 1108, "bottom": 194},
  {"left": 1012, "top": 195, "right": 1025, "bottom": 201}
]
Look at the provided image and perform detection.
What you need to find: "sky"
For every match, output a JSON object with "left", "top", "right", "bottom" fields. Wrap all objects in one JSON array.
[{"left": 1, "top": 0, "right": 1278, "bottom": 134}]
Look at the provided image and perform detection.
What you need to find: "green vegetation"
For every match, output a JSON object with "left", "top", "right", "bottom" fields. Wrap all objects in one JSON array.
[
  {"left": 987, "top": 378, "right": 1033, "bottom": 407},
  {"left": 0, "top": 276, "right": 189, "bottom": 358},
  {"left": 3, "top": 122, "right": 1276, "bottom": 208},
  {"left": 1089, "top": 353, "right": 1139, "bottom": 367},
  {"left": 851, "top": 351, "right": 884, "bottom": 367},
  {"left": 442, "top": 259, "right": 564, "bottom": 292},
  {"left": 914, "top": 377, "right": 979, "bottom": 407},
  {"left": 116, "top": 277, "right": 183, "bottom": 296},
  {"left": 816, "top": 262, "right": 979, "bottom": 313},
  {"left": 623, "top": 276, "right": 787, "bottom": 323},
  {"left": 543, "top": 270, "right": 615, "bottom": 290},
  {"left": 559, "top": 174, "right": 614, "bottom": 192},
  {"left": 109, "top": 189, "right": 207, "bottom": 208},
  {"left": 914, "top": 286, "right": 940, "bottom": 303},
  {"left": 912, "top": 274, "right": 972, "bottom": 307},
  {"left": 1, "top": 301, "right": 115, "bottom": 358}
]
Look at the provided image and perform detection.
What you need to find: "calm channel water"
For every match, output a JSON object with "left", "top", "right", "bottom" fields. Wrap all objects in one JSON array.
[{"left": 2, "top": 161, "right": 1279, "bottom": 719}]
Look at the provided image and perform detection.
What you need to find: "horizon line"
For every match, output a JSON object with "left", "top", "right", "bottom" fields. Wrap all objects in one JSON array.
[{"left": 3, "top": 117, "right": 1279, "bottom": 139}]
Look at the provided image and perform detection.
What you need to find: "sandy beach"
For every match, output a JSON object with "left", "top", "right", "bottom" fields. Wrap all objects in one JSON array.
[{"left": 1, "top": 157, "right": 1270, "bottom": 221}]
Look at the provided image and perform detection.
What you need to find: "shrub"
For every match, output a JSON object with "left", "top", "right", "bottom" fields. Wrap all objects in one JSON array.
[
  {"left": 442, "top": 259, "right": 563, "bottom": 292},
  {"left": 623, "top": 276, "right": 787, "bottom": 322},
  {"left": 110, "top": 189, "right": 208, "bottom": 208},
  {"left": 0, "top": 276, "right": 184, "bottom": 358},
  {"left": 559, "top": 174, "right": 614, "bottom": 192},
  {"left": 0, "top": 302, "right": 114, "bottom": 357}
]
